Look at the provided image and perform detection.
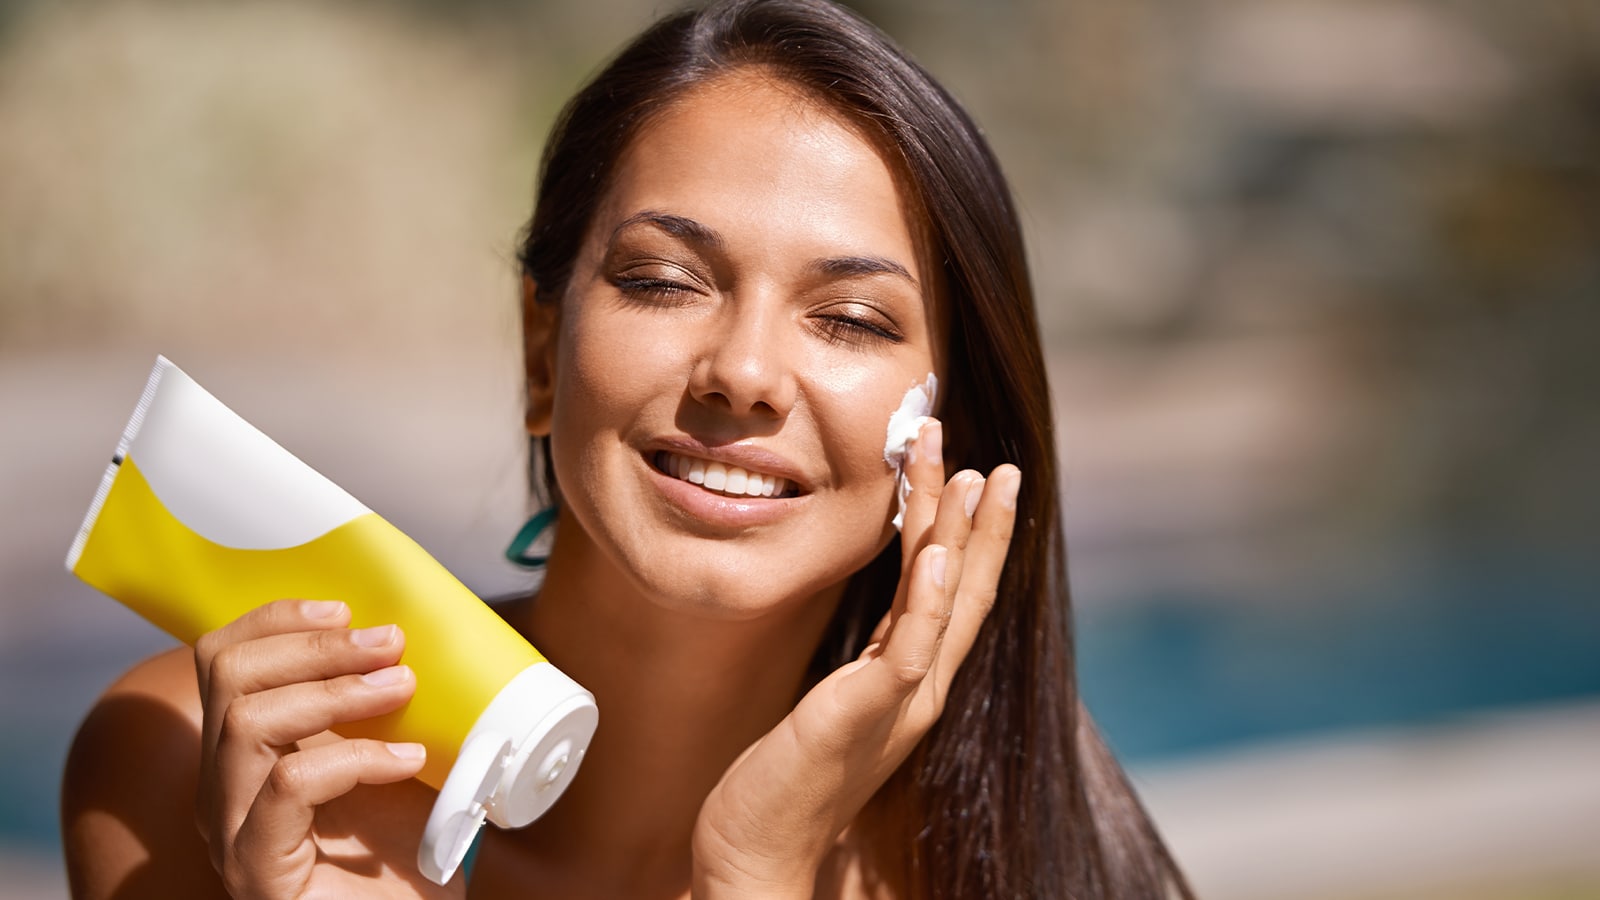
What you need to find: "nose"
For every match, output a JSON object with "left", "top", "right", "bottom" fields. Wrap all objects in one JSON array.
[{"left": 687, "top": 295, "right": 797, "bottom": 420}]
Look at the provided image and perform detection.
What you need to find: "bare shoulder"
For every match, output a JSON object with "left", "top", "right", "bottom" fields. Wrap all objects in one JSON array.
[{"left": 61, "top": 645, "right": 226, "bottom": 899}]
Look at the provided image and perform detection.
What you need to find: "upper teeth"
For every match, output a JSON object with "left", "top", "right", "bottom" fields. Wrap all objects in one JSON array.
[{"left": 657, "top": 451, "right": 792, "bottom": 498}]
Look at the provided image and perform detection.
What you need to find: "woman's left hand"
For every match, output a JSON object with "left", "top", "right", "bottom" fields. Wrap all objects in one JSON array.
[{"left": 691, "top": 419, "right": 1021, "bottom": 897}]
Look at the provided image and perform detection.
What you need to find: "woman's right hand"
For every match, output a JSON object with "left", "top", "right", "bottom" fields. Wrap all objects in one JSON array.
[{"left": 193, "top": 599, "right": 454, "bottom": 899}]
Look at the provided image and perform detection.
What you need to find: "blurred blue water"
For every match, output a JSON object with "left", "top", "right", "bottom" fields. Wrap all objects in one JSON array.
[
  {"left": 1080, "top": 544, "right": 1600, "bottom": 762},
  {"left": 0, "top": 623, "right": 173, "bottom": 854}
]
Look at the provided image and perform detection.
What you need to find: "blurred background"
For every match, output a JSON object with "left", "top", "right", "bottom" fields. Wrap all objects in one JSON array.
[{"left": 2, "top": 0, "right": 1596, "bottom": 897}]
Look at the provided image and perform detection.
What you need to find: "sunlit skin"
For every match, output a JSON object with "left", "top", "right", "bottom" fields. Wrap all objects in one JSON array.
[
  {"left": 60, "top": 67, "right": 1022, "bottom": 900},
  {"left": 493, "top": 70, "right": 948, "bottom": 894},
  {"left": 535, "top": 71, "right": 941, "bottom": 616}
]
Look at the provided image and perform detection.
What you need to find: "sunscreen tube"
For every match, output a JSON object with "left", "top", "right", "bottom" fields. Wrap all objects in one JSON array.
[{"left": 65, "top": 356, "right": 597, "bottom": 885}]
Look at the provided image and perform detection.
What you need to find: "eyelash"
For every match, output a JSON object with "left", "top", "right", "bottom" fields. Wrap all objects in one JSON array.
[
  {"left": 611, "top": 274, "right": 904, "bottom": 346},
  {"left": 816, "top": 313, "right": 903, "bottom": 346},
  {"left": 612, "top": 275, "right": 700, "bottom": 306}
]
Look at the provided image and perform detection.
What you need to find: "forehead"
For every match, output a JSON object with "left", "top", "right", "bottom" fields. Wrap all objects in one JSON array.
[{"left": 595, "top": 69, "right": 932, "bottom": 279}]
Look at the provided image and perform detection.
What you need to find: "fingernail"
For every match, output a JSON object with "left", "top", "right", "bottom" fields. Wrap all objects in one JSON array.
[
  {"left": 929, "top": 545, "right": 948, "bottom": 588},
  {"left": 1001, "top": 468, "right": 1021, "bottom": 510},
  {"left": 302, "top": 600, "right": 345, "bottom": 619},
  {"left": 386, "top": 742, "right": 426, "bottom": 761},
  {"left": 964, "top": 476, "right": 984, "bottom": 518},
  {"left": 923, "top": 420, "right": 943, "bottom": 466},
  {"left": 351, "top": 624, "right": 397, "bottom": 647},
  {"left": 362, "top": 665, "right": 411, "bottom": 686}
]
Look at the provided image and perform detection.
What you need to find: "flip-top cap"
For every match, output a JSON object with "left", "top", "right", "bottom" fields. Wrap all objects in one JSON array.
[{"left": 417, "top": 662, "right": 598, "bottom": 885}]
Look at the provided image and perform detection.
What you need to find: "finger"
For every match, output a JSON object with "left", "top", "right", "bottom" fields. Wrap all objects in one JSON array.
[
  {"left": 870, "top": 418, "right": 943, "bottom": 649},
  {"left": 211, "top": 666, "right": 416, "bottom": 852},
  {"left": 871, "top": 468, "right": 981, "bottom": 648},
  {"left": 897, "top": 418, "right": 945, "bottom": 581},
  {"left": 194, "top": 600, "right": 355, "bottom": 845},
  {"left": 226, "top": 740, "right": 426, "bottom": 893},
  {"left": 936, "top": 464, "right": 1020, "bottom": 685},
  {"left": 206, "top": 624, "right": 406, "bottom": 713},
  {"left": 197, "top": 624, "right": 404, "bottom": 837},
  {"left": 218, "top": 665, "right": 417, "bottom": 752},
  {"left": 194, "top": 599, "right": 351, "bottom": 698},
  {"left": 843, "top": 543, "right": 953, "bottom": 719},
  {"left": 924, "top": 470, "right": 981, "bottom": 599}
]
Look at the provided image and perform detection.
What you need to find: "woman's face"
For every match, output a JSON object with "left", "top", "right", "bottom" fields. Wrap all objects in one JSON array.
[{"left": 537, "top": 70, "right": 941, "bottom": 617}]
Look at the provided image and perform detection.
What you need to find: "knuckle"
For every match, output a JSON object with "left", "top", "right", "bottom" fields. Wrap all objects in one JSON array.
[
  {"left": 265, "top": 755, "right": 311, "bottom": 799},
  {"left": 317, "top": 624, "right": 374, "bottom": 661},
  {"left": 219, "top": 696, "right": 267, "bottom": 744},
  {"left": 209, "top": 643, "right": 248, "bottom": 690},
  {"left": 988, "top": 515, "right": 1016, "bottom": 542},
  {"left": 970, "top": 585, "right": 1000, "bottom": 616},
  {"left": 948, "top": 523, "right": 973, "bottom": 553},
  {"left": 317, "top": 672, "right": 354, "bottom": 704},
  {"left": 338, "top": 739, "right": 374, "bottom": 773},
  {"left": 919, "top": 599, "right": 955, "bottom": 631},
  {"left": 888, "top": 656, "right": 932, "bottom": 688},
  {"left": 193, "top": 631, "right": 222, "bottom": 669}
]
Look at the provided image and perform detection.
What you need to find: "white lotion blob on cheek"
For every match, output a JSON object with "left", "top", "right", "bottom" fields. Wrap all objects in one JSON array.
[{"left": 883, "top": 373, "right": 938, "bottom": 531}]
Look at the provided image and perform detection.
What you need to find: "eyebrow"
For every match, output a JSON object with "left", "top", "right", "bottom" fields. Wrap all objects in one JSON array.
[
  {"left": 809, "top": 254, "right": 918, "bottom": 288},
  {"left": 611, "top": 211, "right": 724, "bottom": 250},
  {"left": 611, "top": 210, "right": 919, "bottom": 288}
]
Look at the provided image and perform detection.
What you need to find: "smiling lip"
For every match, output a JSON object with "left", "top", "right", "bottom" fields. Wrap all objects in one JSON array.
[
  {"left": 645, "top": 440, "right": 809, "bottom": 495},
  {"left": 642, "top": 440, "right": 810, "bottom": 528},
  {"left": 651, "top": 450, "right": 799, "bottom": 499}
]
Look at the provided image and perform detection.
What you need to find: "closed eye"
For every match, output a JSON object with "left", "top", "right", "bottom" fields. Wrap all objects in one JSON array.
[
  {"left": 610, "top": 270, "right": 705, "bottom": 307},
  {"left": 814, "top": 311, "right": 904, "bottom": 346}
]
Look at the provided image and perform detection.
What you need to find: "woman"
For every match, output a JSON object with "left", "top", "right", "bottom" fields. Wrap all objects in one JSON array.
[{"left": 62, "top": 0, "right": 1192, "bottom": 897}]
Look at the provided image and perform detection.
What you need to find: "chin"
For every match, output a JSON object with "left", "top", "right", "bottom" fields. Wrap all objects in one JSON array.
[
  {"left": 626, "top": 546, "right": 842, "bottom": 623},
  {"left": 616, "top": 522, "right": 893, "bottom": 626}
]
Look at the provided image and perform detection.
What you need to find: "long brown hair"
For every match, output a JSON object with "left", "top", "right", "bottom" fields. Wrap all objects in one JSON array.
[{"left": 517, "top": 1, "right": 1193, "bottom": 896}]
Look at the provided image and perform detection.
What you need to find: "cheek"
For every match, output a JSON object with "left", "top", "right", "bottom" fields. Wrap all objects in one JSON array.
[
  {"left": 547, "top": 309, "right": 667, "bottom": 505},
  {"left": 809, "top": 360, "right": 934, "bottom": 490},
  {"left": 558, "top": 307, "right": 678, "bottom": 421}
]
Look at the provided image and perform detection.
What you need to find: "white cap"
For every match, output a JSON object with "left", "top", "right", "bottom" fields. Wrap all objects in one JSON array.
[{"left": 417, "top": 662, "right": 598, "bottom": 885}]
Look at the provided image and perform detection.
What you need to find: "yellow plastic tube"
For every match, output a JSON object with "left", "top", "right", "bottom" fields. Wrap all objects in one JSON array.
[{"left": 65, "top": 357, "right": 597, "bottom": 884}]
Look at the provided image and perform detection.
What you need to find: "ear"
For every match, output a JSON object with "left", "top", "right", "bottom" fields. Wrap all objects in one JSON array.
[{"left": 522, "top": 274, "right": 560, "bottom": 437}]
